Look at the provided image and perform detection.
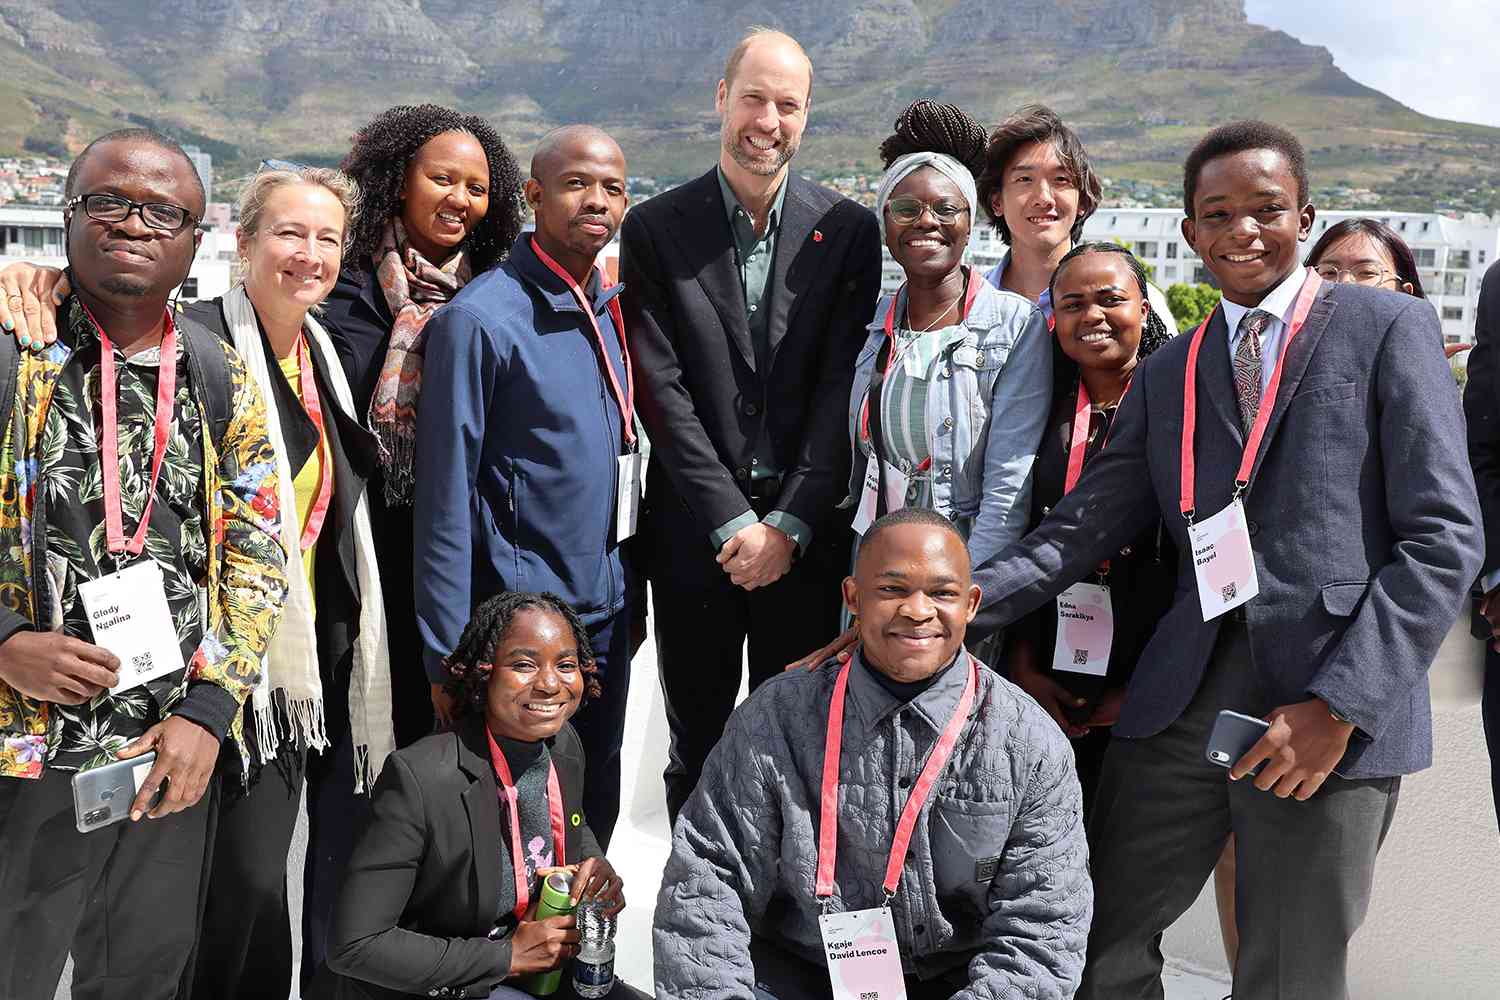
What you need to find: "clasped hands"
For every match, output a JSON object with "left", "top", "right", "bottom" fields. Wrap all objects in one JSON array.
[{"left": 716, "top": 521, "right": 794, "bottom": 590}]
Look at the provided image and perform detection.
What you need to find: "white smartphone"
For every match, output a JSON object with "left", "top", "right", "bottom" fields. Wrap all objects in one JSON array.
[{"left": 71, "top": 752, "right": 157, "bottom": 833}]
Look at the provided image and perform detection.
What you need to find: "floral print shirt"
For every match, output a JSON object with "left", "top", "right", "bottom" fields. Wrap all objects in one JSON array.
[{"left": 0, "top": 301, "right": 287, "bottom": 778}]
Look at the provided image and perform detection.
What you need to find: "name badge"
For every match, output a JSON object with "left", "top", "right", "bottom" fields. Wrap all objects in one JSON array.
[
  {"left": 1187, "top": 499, "right": 1259, "bottom": 621},
  {"left": 818, "top": 907, "right": 907, "bottom": 1000},
  {"left": 615, "top": 452, "right": 642, "bottom": 543},
  {"left": 851, "top": 453, "right": 911, "bottom": 535},
  {"left": 1052, "top": 582, "right": 1112, "bottom": 676},
  {"left": 76, "top": 561, "right": 185, "bottom": 692}
]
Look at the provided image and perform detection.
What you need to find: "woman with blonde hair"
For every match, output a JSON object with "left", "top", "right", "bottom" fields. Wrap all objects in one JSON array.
[{"left": 0, "top": 165, "right": 394, "bottom": 997}]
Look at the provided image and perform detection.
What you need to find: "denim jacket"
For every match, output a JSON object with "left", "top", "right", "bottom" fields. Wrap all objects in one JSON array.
[{"left": 847, "top": 278, "right": 1052, "bottom": 564}]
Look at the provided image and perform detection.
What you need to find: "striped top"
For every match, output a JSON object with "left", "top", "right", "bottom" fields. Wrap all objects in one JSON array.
[{"left": 858, "top": 319, "right": 969, "bottom": 510}]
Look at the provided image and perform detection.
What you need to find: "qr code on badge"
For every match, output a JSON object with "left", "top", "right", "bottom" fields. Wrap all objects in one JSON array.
[
  {"left": 130, "top": 651, "right": 152, "bottom": 674},
  {"left": 1220, "top": 582, "right": 1237, "bottom": 601},
  {"left": 1073, "top": 649, "right": 1089, "bottom": 665}
]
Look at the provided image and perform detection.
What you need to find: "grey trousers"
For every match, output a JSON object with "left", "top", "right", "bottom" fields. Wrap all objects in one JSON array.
[{"left": 1078, "top": 622, "right": 1401, "bottom": 1000}]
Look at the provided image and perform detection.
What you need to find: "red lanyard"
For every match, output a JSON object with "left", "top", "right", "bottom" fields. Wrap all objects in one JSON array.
[
  {"left": 814, "top": 652, "right": 978, "bottom": 904},
  {"left": 487, "top": 728, "right": 568, "bottom": 920},
  {"left": 1179, "top": 271, "right": 1321, "bottom": 522},
  {"left": 294, "top": 335, "right": 333, "bottom": 553},
  {"left": 859, "top": 270, "right": 984, "bottom": 446},
  {"left": 1062, "top": 380, "right": 1094, "bottom": 496},
  {"left": 529, "top": 238, "right": 636, "bottom": 448},
  {"left": 86, "top": 302, "right": 178, "bottom": 559}
]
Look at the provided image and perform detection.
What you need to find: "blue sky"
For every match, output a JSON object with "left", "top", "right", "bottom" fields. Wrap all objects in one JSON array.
[{"left": 1244, "top": 1, "right": 1500, "bottom": 127}]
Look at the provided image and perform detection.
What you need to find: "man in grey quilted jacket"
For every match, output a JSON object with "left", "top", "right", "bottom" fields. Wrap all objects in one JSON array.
[{"left": 654, "top": 507, "right": 1091, "bottom": 999}]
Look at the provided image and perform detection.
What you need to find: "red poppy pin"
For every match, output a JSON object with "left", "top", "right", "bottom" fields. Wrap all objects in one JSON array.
[{"left": 813, "top": 229, "right": 824, "bottom": 242}]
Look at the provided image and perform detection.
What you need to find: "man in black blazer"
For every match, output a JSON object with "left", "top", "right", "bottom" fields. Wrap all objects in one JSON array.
[
  {"left": 620, "top": 28, "right": 881, "bottom": 820},
  {"left": 968, "top": 122, "right": 1481, "bottom": 998},
  {"left": 1465, "top": 258, "right": 1500, "bottom": 829}
]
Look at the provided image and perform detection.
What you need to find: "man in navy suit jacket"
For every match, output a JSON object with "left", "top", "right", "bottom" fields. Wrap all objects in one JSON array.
[{"left": 969, "top": 122, "right": 1482, "bottom": 999}]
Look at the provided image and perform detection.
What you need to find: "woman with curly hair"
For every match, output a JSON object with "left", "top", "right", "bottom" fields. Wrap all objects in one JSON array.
[
  {"left": 1001, "top": 241, "right": 1177, "bottom": 814},
  {"left": 321, "top": 104, "right": 526, "bottom": 746},
  {"left": 320, "top": 592, "right": 647, "bottom": 1000},
  {"left": 847, "top": 99, "right": 1052, "bottom": 568}
]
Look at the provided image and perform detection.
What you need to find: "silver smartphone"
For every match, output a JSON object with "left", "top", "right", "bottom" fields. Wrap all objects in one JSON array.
[
  {"left": 71, "top": 752, "right": 157, "bottom": 833},
  {"left": 1205, "top": 710, "right": 1270, "bottom": 773}
]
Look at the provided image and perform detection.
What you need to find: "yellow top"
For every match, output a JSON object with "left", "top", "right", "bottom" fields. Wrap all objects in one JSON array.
[{"left": 278, "top": 350, "right": 329, "bottom": 613}]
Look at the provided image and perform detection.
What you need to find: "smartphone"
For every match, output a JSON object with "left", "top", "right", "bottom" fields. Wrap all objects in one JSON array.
[
  {"left": 1205, "top": 710, "right": 1270, "bottom": 772},
  {"left": 71, "top": 752, "right": 157, "bottom": 833}
]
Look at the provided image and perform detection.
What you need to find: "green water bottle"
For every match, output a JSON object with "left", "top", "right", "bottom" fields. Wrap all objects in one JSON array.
[{"left": 519, "top": 871, "right": 576, "bottom": 996}]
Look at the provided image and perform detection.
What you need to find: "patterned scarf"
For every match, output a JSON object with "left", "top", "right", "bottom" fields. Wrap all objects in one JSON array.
[{"left": 368, "top": 217, "right": 471, "bottom": 505}]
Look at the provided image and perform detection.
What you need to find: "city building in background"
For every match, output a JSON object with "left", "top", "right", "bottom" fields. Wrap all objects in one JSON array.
[{"left": 183, "top": 144, "right": 213, "bottom": 205}]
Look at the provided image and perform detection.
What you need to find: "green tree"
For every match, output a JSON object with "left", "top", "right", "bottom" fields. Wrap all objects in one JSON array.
[{"left": 1165, "top": 282, "right": 1222, "bottom": 330}]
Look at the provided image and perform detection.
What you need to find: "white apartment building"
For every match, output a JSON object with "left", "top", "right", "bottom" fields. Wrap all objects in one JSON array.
[
  {"left": 0, "top": 203, "right": 236, "bottom": 302},
  {"left": 935, "top": 208, "right": 1496, "bottom": 344}
]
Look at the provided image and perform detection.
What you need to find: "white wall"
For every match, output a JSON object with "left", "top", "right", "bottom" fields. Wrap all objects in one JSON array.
[{"left": 1163, "top": 701, "right": 1500, "bottom": 997}]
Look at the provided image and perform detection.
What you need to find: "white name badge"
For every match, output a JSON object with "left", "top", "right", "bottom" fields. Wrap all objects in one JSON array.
[
  {"left": 1187, "top": 499, "right": 1259, "bottom": 621},
  {"left": 851, "top": 453, "right": 911, "bottom": 535},
  {"left": 1053, "top": 582, "right": 1113, "bottom": 676},
  {"left": 615, "top": 452, "right": 642, "bottom": 543},
  {"left": 818, "top": 907, "right": 908, "bottom": 1000},
  {"left": 76, "top": 561, "right": 185, "bottom": 692}
]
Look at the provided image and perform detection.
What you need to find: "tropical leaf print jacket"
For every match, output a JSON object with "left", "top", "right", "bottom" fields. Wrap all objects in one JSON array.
[{"left": 0, "top": 302, "right": 287, "bottom": 779}]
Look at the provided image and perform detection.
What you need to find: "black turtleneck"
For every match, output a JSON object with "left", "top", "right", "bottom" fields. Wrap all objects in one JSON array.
[{"left": 861, "top": 650, "right": 958, "bottom": 703}]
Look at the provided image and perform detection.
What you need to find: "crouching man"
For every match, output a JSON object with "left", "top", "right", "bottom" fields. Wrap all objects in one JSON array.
[{"left": 653, "top": 507, "right": 1092, "bottom": 1000}]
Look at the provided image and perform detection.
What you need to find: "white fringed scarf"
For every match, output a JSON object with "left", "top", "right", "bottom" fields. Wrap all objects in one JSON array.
[{"left": 223, "top": 284, "right": 394, "bottom": 791}]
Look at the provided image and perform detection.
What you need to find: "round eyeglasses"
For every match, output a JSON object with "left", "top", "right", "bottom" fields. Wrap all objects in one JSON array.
[
  {"left": 1312, "top": 262, "right": 1394, "bottom": 286},
  {"left": 885, "top": 197, "right": 970, "bottom": 226},
  {"left": 67, "top": 193, "right": 197, "bottom": 233}
]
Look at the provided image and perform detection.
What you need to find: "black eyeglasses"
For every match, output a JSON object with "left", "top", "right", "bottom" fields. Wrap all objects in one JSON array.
[
  {"left": 66, "top": 193, "right": 197, "bottom": 233},
  {"left": 885, "top": 196, "right": 970, "bottom": 226}
]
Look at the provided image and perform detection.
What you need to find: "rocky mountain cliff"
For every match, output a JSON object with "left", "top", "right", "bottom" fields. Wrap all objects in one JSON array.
[{"left": 1, "top": 0, "right": 1494, "bottom": 188}]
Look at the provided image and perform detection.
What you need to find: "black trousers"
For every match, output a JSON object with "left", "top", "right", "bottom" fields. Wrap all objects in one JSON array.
[
  {"left": 190, "top": 726, "right": 371, "bottom": 997},
  {"left": 651, "top": 499, "right": 848, "bottom": 821},
  {"left": 568, "top": 609, "right": 631, "bottom": 849},
  {"left": 1485, "top": 644, "right": 1500, "bottom": 830},
  {"left": 0, "top": 766, "right": 216, "bottom": 1000},
  {"left": 1078, "top": 622, "right": 1401, "bottom": 1000}
]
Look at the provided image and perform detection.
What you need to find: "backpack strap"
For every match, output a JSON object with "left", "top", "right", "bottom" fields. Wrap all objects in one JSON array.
[{"left": 177, "top": 315, "right": 234, "bottom": 450}]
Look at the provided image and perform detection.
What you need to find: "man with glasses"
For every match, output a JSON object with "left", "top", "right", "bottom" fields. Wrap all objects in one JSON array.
[
  {"left": 0, "top": 128, "right": 287, "bottom": 1000},
  {"left": 620, "top": 28, "right": 881, "bottom": 822}
]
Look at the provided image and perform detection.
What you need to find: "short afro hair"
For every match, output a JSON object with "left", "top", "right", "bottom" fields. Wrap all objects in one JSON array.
[
  {"left": 1183, "top": 120, "right": 1309, "bottom": 217},
  {"left": 857, "top": 507, "right": 968, "bottom": 570},
  {"left": 443, "top": 592, "right": 602, "bottom": 717},
  {"left": 340, "top": 104, "right": 525, "bottom": 275},
  {"left": 65, "top": 127, "right": 206, "bottom": 211},
  {"left": 975, "top": 104, "right": 1101, "bottom": 245}
]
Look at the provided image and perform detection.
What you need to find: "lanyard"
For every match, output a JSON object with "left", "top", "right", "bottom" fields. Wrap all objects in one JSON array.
[
  {"left": 814, "top": 652, "right": 978, "bottom": 905},
  {"left": 294, "top": 335, "right": 334, "bottom": 553},
  {"left": 1179, "top": 271, "right": 1321, "bottom": 522},
  {"left": 530, "top": 238, "right": 636, "bottom": 449},
  {"left": 86, "top": 302, "right": 178, "bottom": 559},
  {"left": 487, "top": 728, "right": 568, "bottom": 921},
  {"left": 860, "top": 270, "right": 983, "bottom": 516}
]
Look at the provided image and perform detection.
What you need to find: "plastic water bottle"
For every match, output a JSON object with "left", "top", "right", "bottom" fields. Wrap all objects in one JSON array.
[{"left": 571, "top": 899, "right": 617, "bottom": 998}]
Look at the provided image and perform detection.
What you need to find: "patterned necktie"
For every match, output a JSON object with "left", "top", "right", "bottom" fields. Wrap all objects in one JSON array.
[{"left": 1233, "top": 310, "right": 1271, "bottom": 432}]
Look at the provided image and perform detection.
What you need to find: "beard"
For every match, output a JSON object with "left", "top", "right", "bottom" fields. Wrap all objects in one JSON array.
[
  {"left": 100, "top": 273, "right": 152, "bottom": 297},
  {"left": 721, "top": 120, "right": 798, "bottom": 176}
]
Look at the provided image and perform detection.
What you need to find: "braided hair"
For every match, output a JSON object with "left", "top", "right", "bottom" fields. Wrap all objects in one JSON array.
[
  {"left": 1047, "top": 242, "right": 1172, "bottom": 389},
  {"left": 878, "top": 99, "right": 988, "bottom": 174},
  {"left": 443, "top": 591, "right": 602, "bottom": 716},
  {"left": 340, "top": 104, "right": 526, "bottom": 275}
]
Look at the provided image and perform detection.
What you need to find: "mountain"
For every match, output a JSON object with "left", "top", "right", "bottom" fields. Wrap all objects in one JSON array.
[{"left": 2, "top": 0, "right": 1497, "bottom": 196}]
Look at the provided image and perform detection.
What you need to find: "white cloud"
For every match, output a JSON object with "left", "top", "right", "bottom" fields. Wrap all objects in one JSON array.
[{"left": 1244, "top": 0, "right": 1500, "bottom": 127}]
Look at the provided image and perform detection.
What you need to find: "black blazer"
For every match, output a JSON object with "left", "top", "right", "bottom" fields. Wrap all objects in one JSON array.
[
  {"left": 185, "top": 298, "right": 379, "bottom": 704},
  {"left": 973, "top": 278, "right": 1482, "bottom": 778},
  {"left": 317, "top": 715, "right": 602, "bottom": 999},
  {"left": 619, "top": 168, "right": 881, "bottom": 557},
  {"left": 1466, "top": 260, "right": 1500, "bottom": 582}
]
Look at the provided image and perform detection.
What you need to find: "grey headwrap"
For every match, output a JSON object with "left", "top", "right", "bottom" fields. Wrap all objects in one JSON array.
[{"left": 875, "top": 152, "right": 978, "bottom": 242}]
